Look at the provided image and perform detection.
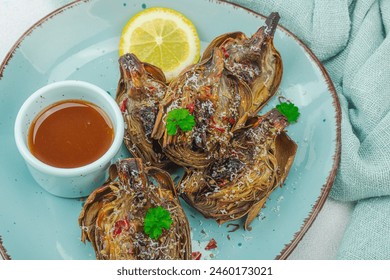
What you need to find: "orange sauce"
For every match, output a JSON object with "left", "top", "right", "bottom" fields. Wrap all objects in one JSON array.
[{"left": 28, "top": 99, "right": 114, "bottom": 168}]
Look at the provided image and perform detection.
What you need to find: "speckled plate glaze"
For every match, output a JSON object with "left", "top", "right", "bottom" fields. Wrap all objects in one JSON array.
[{"left": 0, "top": 0, "right": 340, "bottom": 260}]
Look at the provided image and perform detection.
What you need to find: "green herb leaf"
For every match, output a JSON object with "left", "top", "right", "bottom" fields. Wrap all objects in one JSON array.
[
  {"left": 166, "top": 120, "right": 178, "bottom": 136},
  {"left": 275, "top": 102, "right": 300, "bottom": 123},
  {"left": 166, "top": 108, "right": 196, "bottom": 135},
  {"left": 144, "top": 206, "right": 173, "bottom": 239}
]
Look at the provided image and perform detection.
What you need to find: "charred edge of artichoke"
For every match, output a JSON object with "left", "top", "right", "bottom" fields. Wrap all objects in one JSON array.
[
  {"left": 118, "top": 53, "right": 166, "bottom": 85},
  {"left": 0, "top": 235, "right": 11, "bottom": 260},
  {"left": 118, "top": 53, "right": 143, "bottom": 72},
  {"left": 115, "top": 158, "right": 148, "bottom": 190},
  {"left": 265, "top": 12, "right": 280, "bottom": 37}
]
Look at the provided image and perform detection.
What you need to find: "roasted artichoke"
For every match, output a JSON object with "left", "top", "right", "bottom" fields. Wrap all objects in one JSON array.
[
  {"left": 78, "top": 158, "right": 191, "bottom": 260},
  {"left": 178, "top": 109, "right": 297, "bottom": 229},
  {"left": 152, "top": 48, "right": 252, "bottom": 169},
  {"left": 116, "top": 53, "right": 171, "bottom": 168},
  {"left": 202, "top": 12, "right": 282, "bottom": 115}
]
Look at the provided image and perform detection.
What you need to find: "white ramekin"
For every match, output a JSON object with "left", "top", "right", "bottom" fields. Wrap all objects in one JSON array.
[{"left": 14, "top": 80, "right": 124, "bottom": 198}]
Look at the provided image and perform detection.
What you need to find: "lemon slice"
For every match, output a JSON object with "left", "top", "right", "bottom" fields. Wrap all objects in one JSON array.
[{"left": 119, "top": 7, "right": 200, "bottom": 81}]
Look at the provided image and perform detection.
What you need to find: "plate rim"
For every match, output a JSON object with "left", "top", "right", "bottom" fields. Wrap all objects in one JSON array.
[{"left": 0, "top": 0, "right": 341, "bottom": 260}]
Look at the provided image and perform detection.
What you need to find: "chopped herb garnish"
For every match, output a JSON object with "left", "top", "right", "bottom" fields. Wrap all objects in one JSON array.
[
  {"left": 275, "top": 101, "right": 300, "bottom": 123},
  {"left": 144, "top": 206, "right": 172, "bottom": 239},
  {"left": 166, "top": 108, "right": 196, "bottom": 135}
]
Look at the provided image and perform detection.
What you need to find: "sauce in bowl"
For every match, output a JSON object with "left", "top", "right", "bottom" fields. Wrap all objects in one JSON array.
[{"left": 28, "top": 99, "right": 114, "bottom": 168}]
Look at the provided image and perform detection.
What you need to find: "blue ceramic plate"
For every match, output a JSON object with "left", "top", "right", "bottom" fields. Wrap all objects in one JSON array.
[{"left": 0, "top": 0, "right": 340, "bottom": 260}]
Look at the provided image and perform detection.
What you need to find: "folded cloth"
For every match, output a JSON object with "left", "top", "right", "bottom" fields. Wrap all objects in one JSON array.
[
  {"left": 229, "top": 0, "right": 390, "bottom": 259},
  {"left": 338, "top": 196, "right": 390, "bottom": 259}
]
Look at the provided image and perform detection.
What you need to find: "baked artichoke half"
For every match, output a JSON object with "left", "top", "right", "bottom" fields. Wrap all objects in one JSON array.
[
  {"left": 178, "top": 109, "right": 297, "bottom": 229},
  {"left": 202, "top": 12, "right": 282, "bottom": 115},
  {"left": 152, "top": 48, "right": 252, "bottom": 169},
  {"left": 116, "top": 53, "right": 171, "bottom": 168},
  {"left": 78, "top": 158, "right": 191, "bottom": 260}
]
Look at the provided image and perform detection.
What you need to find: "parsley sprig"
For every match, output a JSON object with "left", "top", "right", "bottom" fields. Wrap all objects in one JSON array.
[
  {"left": 275, "top": 101, "right": 300, "bottom": 123},
  {"left": 166, "top": 108, "right": 196, "bottom": 136},
  {"left": 144, "top": 206, "right": 173, "bottom": 239}
]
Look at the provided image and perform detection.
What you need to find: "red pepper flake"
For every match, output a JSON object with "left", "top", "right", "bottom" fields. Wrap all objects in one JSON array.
[
  {"left": 210, "top": 124, "right": 226, "bottom": 133},
  {"left": 116, "top": 219, "right": 130, "bottom": 229},
  {"left": 205, "top": 238, "right": 217, "bottom": 250},
  {"left": 217, "top": 180, "right": 228, "bottom": 187},
  {"left": 113, "top": 226, "right": 122, "bottom": 237},
  {"left": 223, "top": 116, "right": 236, "bottom": 125},
  {"left": 186, "top": 103, "right": 195, "bottom": 114},
  {"left": 209, "top": 115, "right": 225, "bottom": 132},
  {"left": 120, "top": 98, "right": 128, "bottom": 113},
  {"left": 113, "top": 219, "right": 130, "bottom": 237},
  {"left": 203, "top": 85, "right": 211, "bottom": 97},
  {"left": 192, "top": 251, "right": 202, "bottom": 260},
  {"left": 148, "top": 86, "right": 156, "bottom": 92},
  {"left": 221, "top": 46, "right": 230, "bottom": 58},
  {"left": 228, "top": 117, "right": 235, "bottom": 125}
]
